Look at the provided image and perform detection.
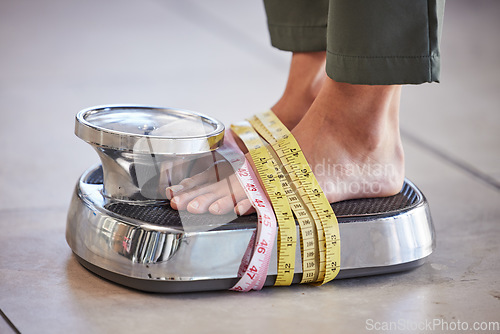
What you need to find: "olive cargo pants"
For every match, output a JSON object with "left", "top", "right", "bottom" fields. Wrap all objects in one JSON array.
[{"left": 263, "top": 0, "right": 445, "bottom": 84}]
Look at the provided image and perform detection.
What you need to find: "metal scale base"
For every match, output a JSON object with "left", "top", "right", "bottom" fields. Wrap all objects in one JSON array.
[{"left": 67, "top": 164, "right": 435, "bottom": 293}]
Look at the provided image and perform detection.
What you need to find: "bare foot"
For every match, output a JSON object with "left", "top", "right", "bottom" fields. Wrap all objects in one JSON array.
[
  {"left": 292, "top": 79, "right": 404, "bottom": 203},
  {"left": 167, "top": 149, "right": 260, "bottom": 215},
  {"left": 168, "top": 77, "right": 405, "bottom": 215}
]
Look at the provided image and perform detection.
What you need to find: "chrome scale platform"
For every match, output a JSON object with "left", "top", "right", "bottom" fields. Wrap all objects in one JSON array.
[{"left": 66, "top": 105, "right": 435, "bottom": 293}]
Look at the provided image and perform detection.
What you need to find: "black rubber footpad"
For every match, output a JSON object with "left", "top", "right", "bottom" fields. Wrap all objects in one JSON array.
[
  {"left": 332, "top": 182, "right": 419, "bottom": 217},
  {"left": 86, "top": 166, "right": 420, "bottom": 228},
  {"left": 106, "top": 201, "right": 257, "bottom": 230}
]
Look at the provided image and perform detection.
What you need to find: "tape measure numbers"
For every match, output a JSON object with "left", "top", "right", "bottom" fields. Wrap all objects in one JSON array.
[
  {"left": 248, "top": 117, "right": 319, "bottom": 283},
  {"left": 220, "top": 132, "right": 277, "bottom": 291},
  {"left": 249, "top": 111, "right": 341, "bottom": 285},
  {"left": 231, "top": 122, "right": 297, "bottom": 286}
]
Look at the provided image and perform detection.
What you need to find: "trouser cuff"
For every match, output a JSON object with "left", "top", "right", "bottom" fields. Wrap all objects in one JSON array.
[
  {"left": 268, "top": 25, "right": 327, "bottom": 52},
  {"left": 326, "top": 51, "right": 441, "bottom": 85}
]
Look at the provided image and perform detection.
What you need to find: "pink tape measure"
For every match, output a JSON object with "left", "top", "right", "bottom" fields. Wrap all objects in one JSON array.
[{"left": 219, "top": 132, "right": 277, "bottom": 292}]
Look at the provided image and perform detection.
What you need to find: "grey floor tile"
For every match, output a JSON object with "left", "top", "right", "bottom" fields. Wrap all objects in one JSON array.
[
  {"left": 0, "top": 311, "right": 18, "bottom": 334},
  {"left": 1, "top": 0, "right": 499, "bottom": 333},
  {"left": 0, "top": 0, "right": 288, "bottom": 211},
  {"left": 400, "top": 0, "right": 500, "bottom": 184},
  {"left": 1, "top": 139, "right": 499, "bottom": 334}
]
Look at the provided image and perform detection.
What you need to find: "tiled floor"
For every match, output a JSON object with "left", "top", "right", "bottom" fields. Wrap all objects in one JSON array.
[{"left": 1, "top": 1, "right": 499, "bottom": 333}]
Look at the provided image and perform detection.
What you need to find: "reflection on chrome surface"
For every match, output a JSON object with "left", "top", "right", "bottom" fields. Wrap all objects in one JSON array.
[{"left": 66, "top": 165, "right": 435, "bottom": 283}]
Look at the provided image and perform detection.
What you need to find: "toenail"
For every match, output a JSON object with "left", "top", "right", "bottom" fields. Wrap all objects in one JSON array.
[
  {"left": 189, "top": 201, "right": 199, "bottom": 209},
  {"left": 211, "top": 203, "right": 220, "bottom": 213},
  {"left": 168, "top": 185, "right": 184, "bottom": 192}
]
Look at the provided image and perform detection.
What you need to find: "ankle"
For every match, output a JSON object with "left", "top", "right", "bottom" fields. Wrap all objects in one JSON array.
[
  {"left": 312, "top": 78, "right": 402, "bottom": 152},
  {"left": 285, "top": 52, "right": 326, "bottom": 97},
  {"left": 272, "top": 52, "right": 327, "bottom": 129},
  {"left": 272, "top": 93, "right": 313, "bottom": 129}
]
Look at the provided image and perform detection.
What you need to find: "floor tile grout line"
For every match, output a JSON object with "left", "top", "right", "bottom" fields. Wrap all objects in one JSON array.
[
  {"left": 0, "top": 309, "right": 21, "bottom": 334},
  {"left": 401, "top": 128, "right": 500, "bottom": 192}
]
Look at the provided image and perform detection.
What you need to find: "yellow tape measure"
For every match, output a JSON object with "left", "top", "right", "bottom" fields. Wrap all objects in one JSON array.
[
  {"left": 231, "top": 122, "right": 297, "bottom": 286},
  {"left": 249, "top": 111, "right": 340, "bottom": 285},
  {"left": 248, "top": 116, "right": 319, "bottom": 283}
]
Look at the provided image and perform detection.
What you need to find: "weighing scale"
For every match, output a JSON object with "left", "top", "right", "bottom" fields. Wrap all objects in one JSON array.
[{"left": 66, "top": 105, "right": 435, "bottom": 292}]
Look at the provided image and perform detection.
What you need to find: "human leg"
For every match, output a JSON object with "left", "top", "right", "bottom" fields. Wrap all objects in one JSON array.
[
  {"left": 264, "top": 0, "right": 329, "bottom": 129},
  {"left": 271, "top": 52, "right": 326, "bottom": 130},
  {"left": 169, "top": 0, "right": 444, "bottom": 214},
  {"left": 291, "top": 79, "right": 404, "bottom": 203}
]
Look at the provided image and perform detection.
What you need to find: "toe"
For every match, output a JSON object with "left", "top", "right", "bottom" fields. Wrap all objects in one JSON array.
[
  {"left": 165, "top": 184, "right": 184, "bottom": 200},
  {"left": 187, "top": 192, "right": 225, "bottom": 214},
  {"left": 169, "top": 185, "right": 210, "bottom": 210},
  {"left": 169, "top": 174, "right": 249, "bottom": 214},
  {"left": 235, "top": 199, "right": 255, "bottom": 216},
  {"left": 209, "top": 196, "right": 238, "bottom": 215}
]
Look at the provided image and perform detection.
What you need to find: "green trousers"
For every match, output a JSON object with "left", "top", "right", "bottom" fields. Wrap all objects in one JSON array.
[{"left": 264, "top": 0, "right": 445, "bottom": 84}]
